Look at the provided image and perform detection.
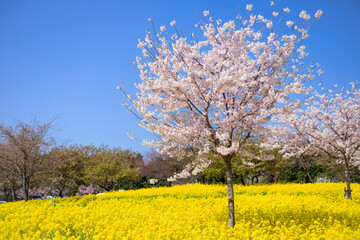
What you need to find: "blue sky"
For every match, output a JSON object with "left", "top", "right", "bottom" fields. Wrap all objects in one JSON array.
[{"left": 0, "top": 0, "right": 359, "bottom": 154}]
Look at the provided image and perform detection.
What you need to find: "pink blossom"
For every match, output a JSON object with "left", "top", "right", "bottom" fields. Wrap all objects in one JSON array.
[
  {"left": 16, "top": 187, "right": 41, "bottom": 199},
  {"left": 246, "top": 4, "right": 253, "bottom": 11},
  {"left": 137, "top": 40, "right": 146, "bottom": 49},
  {"left": 126, "top": 10, "right": 320, "bottom": 165},
  {"left": 121, "top": 2, "right": 323, "bottom": 226},
  {"left": 286, "top": 20, "right": 294, "bottom": 27},
  {"left": 315, "top": 10, "right": 323, "bottom": 19},
  {"left": 170, "top": 20, "right": 176, "bottom": 26},
  {"left": 283, "top": 8, "right": 290, "bottom": 13},
  {"left": 300, "top": 51, "right": 308, "bottom": 58},
  {"left": 160, "top": 26, "right": 166, "bottom": 32},
  {"left": 299, "top": 10, "right": 310, "bottom": 20},
  {"left": 266, "top": 22, "right": 273, "bottom": 29},
  {"left": 76, "top": 185, "right": 95, "bottom": 196},
  {"left": 265, "top": 84, "right": 360, "bottom": 199},
  {"left": 302, "top": 31, "right": 309, "bottom": 39}
]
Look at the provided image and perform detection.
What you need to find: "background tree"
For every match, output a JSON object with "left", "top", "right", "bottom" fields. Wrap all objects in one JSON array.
[
  {"left": 280, "top": 156, "right": 326, "bottom": 183},
  {"left": 141, "top": 149, "right": 189, "bottom": 185},
  {"left": 266, "top": 83, "right": 360, "bottom": 199},
  {"left": 39, "top": 145, "right": 87, "bottom": 197},
  {"left": 0, "top": 143, "right": 20, "bottom": 201},
  {"left": 82, "top": 146, "right": 143, "bottom": 191},
  {"left": 252, "top": 150, "right": 291, "bottom": 183},
  {"left": 0, "top": 119, "right": 54, "bottom": 201},
  {"left": 0, "top": 170, "right": 18, "bottom": 202},
  {"left": 120, "top": 3, "right": 322, "bottom": 227},
  {"left": 0, "top": 168, "right": 19, "bottom": 202},
  {"left": 293, "top": 155, "right": 325, "bottom": 183},
  {"left": 76, "top": 185, "right": 95, "bottom": 196},
  {"left": 202, "top": 158, "right": 227, "bottom": 184}
]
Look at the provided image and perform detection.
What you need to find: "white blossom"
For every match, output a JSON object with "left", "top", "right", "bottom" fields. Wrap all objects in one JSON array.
[
  {"left": 283, "top": 8, "right": 290, "bottom": 13},
  {"left": 315, "top": 10, "right": 323, "bottom": 19},
  {"left": 246, "top": 4, "right": 253, "bottom": 11},
  {"left": 123, "top": 2, "right": 322, "bottom": 190},
  {"left": 149, "top": 179, "right": 158, "bottom": 184},
  {"left": 266, "top": 22, "right": 273, "bottom": 29},
  {"left": 299, "top": 10, "right": 310, "bottom": 20},
  {"left": 265, "top": 85, "right": 360, "bottom": 199}
]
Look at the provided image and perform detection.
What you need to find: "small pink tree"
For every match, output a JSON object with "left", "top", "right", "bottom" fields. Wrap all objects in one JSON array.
[
  {"left": 265, "top": 83, "right": 360, "bottom": 199},
  {"left": 76, "top": 185, "right": 95, "bottom": 196},
  {"left": 119, "top": 3, "right": 322, "bottom": 227},
  {"left": 16, "top": 187, "right": 41, "bottom": 200}
]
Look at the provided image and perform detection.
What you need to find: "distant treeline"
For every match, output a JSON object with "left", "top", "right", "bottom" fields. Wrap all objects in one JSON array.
[{"left": 1, "top": 119, "right": 359, "bottom": 202}]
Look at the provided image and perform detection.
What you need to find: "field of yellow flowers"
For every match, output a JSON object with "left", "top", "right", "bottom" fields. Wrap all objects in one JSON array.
[{"left": 1, "top": 183, "right": 360, "bottom": 240}]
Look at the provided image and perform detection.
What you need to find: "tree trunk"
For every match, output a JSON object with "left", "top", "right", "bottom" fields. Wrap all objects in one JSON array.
[
  {"left": 1, "top": 186, "right": 10, "bottom": 202},
  {"left": 223, "top": 155, "right": 235, "bottom": 228},
  {"left": 344, "top": 168, "right": 352, "bottom": 200},
  {"left": 11, "top": 183, "right": 16, "bottom": 202},
  {"left": 269, "top": 174, "right": 275, "bottom": 183},
  {"left": 23, "top": 177, "right": 29, "bottom": 202},
  {"left": 22, "top": 158, "right": 29, "bottom": 202},
  {"left": 275, "top": 171, "right": 284, "bottom": 182},
  {"left": 306, "top": 170, "right": 314, "bottom": 183},
  {"left": 240, "top": 176, "right": 246, "bottom": 186},
  {"left": 5, "top": 193, "right": 9, "bottom": 202}
]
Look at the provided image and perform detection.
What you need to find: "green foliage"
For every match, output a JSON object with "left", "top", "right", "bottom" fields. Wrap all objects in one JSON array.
[
  {"left": 82, "top": 146, "right": 143, "bottom": 191},
  {"left": 281, "top": 164, "right": 326, "bottom": 183},
  {"left": 37, "top": 145, "right": 144, "bottom": 196}
]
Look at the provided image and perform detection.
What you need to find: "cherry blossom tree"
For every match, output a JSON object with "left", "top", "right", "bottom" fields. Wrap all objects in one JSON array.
[
  {"left": 264, "top": 83, "right": 360, "bottom": 200},
  {"left": 76, "top": 185, "right": 95, "bottom": 196},
  {"left": 16, "top": 187, "right": 41, "bottom": 200},
  {"left": 119, "top": 3, "right": 322, "bottom": 227}
]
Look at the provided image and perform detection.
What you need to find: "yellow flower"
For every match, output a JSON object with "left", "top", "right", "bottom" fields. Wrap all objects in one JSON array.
[{"left": 0, "top": 183, "right": 359, "bottom": 239}]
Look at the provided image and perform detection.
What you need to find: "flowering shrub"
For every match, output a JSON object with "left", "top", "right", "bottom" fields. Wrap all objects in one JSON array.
[
  {"left": 76, "top": 185, "right": 95, "bottom": 196},
  {"left": 16, "top": 187, "right": 41, "bottom": 199},
  {"left": 0, "top": 183, "right": 359, "bottom": 239},
  {"left": 149, "top": 178, "right": 158, "bottom": 185}
]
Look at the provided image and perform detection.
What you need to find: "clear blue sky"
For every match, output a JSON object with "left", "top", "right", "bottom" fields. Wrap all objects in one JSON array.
[{"left": 0, "top": 0, "right": 359, "bottom": 154}]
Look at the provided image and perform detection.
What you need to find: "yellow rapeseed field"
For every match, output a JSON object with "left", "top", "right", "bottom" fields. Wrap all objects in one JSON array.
[{"left": 0, "top": 183, "right": 360, "bottom": 239}]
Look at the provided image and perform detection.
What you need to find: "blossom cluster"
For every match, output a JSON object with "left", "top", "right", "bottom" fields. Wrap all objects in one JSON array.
[
  {"left": 121, "top": 2, "right": 323, "bottom": 181},
  {"left": 76, "top": 185, "right": 96, "bottom": 196},
  {"left": 16, "top": 187, "right": 41, "bottom": 199},
  {"left": 264, "top": 83, "right": 360, "bottom": 169}
]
